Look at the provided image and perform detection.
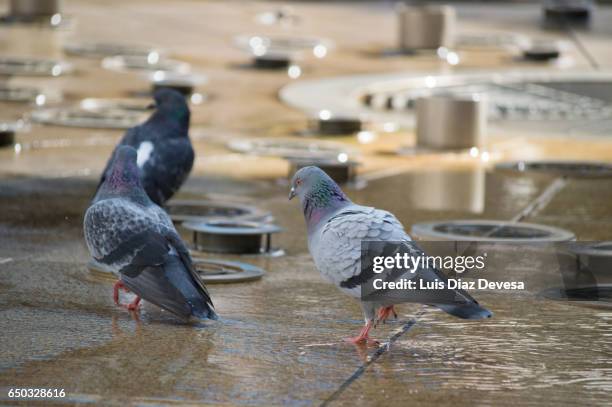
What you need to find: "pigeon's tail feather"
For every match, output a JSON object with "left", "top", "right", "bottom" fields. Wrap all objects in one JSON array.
[
  {"left": 121, "top": 255, "right": 217, "bottom": 321},
  {"left": 434, "top": 302, "right": 493, "bottom": 320},
  {"left": 189, "top": 300, "right": 217, "bottom": 321},
  {"left": 121, "top": 265, "right": 192, "bottom": 319},
  {"left": 164, "top": 254, "right": 218, "bottom": 321}
]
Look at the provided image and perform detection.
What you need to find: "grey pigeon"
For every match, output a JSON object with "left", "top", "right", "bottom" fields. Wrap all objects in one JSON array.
[
  {"left": 95, "top": 88, "right": 194, "bottom": 206},
  {"left": 289, "top": 166, "right": 491, "bottom": 344},
  {"left": 84, "top": 145, "right": 216, "bottom": 321}
]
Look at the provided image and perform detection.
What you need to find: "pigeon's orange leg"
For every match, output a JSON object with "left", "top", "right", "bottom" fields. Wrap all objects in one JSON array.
[
  {"left": 126, "top": 296, "right": 141, "bottom": 311},
  {"left": 376, "top": 305, "right": 398, "bottom": 325},
  {"left": 345, "top": 320, "right": 378, "bottom": 346},
  {"left": 113, "top": 280, "right": 126, "bottom": 306},
  {"left": 113, "top": 280, "right": 137, "bottom": 311}
]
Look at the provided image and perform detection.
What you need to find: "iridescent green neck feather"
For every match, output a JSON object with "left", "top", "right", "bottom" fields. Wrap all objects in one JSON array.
[{"left": 302, "top": 177, "right": 350, "bottom": 229}]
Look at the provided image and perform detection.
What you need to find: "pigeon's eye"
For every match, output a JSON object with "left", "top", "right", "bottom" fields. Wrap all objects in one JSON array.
[{"left": 296, "top": 179, "right": 303, "bottom": 186}]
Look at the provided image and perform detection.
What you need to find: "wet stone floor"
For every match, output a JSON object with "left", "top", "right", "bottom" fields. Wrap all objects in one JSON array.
[
  {"left": 0, "top": 0, "right": 612, "bottom": 405},
  {"left": 0, "top": 170, "right": 611, "bottom": 406}
]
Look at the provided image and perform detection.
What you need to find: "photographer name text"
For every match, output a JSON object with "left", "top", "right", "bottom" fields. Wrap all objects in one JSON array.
[{"left": 373, "top": 278, "right": 525, "bottom": 290}]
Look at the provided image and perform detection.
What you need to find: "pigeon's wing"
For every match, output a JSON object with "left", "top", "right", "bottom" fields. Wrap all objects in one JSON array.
[
  {"left": 121, "top": 227, "right": 216, "bottom": 320},
  {"left": 313, "top": 205, "right": 491, "bottom": 319},
  {"left": 162, "top": 226, "right": 214, "bottom": 303},
  {"left": 406, "top": 249, "right": 492, "bottom": 319},
  {"left": 84, "top": 199, "right": 158, "bottom": 270},
  {"left": 120, "top": 264, "right": 192, "bottom": 318},
  {"left": 141, "top": 138, "right": 194, "bottom": 205},
  {"left": 313, "top": 205, "right": 410, "bottom": 292}
]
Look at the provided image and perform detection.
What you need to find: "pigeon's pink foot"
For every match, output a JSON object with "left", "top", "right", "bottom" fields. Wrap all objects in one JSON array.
[
  {"left": 112, "top": 280, "right": 126, "bottom": 306},
  {"left": 113, "top": 280, "right": 138, "bottom": 311},
  {"left": 376, "top": 305, "right": 398, "bottom": 325},
  {"left": 345, "top": 320, "right": 378, "bottom": 346},
  {"left": 125, "top": 296, "right": 141, "bottom": 311}
]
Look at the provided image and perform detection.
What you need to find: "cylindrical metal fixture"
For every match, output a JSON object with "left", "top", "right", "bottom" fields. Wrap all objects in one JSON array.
[
  {"left": 253, "top": 54, "right": 291, "bottom": 69},
  {"left": 10, "top": 0, "right": 61, "bottom": 17},
  {"left": 397, "top": 4, "right": 456, "bottom": 51},
  {"left": 315, "top": 117, "right": 362, "bottom": 135},
  {"left": 416, "top": 94, "right": 486, "bottom": 150},
  {"left": 0, "top": 128, "right": 15, "bottom": 148},
  {"left": 543, "top": 0, "right": 592, "bottom": 21},
  {"left": 183, "top": 220, "right": 281, "bottom": 255}
]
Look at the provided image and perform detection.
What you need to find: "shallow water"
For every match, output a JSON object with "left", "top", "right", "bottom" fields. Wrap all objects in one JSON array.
[
  {"left": 1, "top": 170, "right": 611, "bottom": 406},
  {"left": 1, "top": 0, "right": 612, "bottom": 404}
]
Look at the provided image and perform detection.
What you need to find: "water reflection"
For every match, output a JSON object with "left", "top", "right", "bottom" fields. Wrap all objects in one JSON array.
[{"left": 409, "top": 168, "right": 485, "bottom": 213}]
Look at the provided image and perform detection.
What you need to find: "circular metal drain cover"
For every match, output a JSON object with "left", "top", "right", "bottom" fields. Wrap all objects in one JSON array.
[
  {"left": 312, "top": 114, "right": 363, "bottom": 135},
  {"left": 227, "top": 137, "right": 353, "bottom": 160},
  {"left": 166, "top": 200, "right": 271, "bottom": 224},
  {"left": 149, "top": 72, "right": 206, "bottom": 97},
  {"left": 566, "top": 242, "right": 612, "bottom": 283},
  {"left": 88, "top": 258, "right": 264, "bottom": 284},
  {"left": 457, "top": 32, "right": 529, "bottom": 49},
  {"left": 0, "top": 84, "right": 48, "bottom": 104},
  {"left": 31, "top": 107, "right": 146, "bottom": 129},
  {"left": 0, "top": 57, "right": 72, "bottom": 76},
  {"left": 79, "top": 98, "right": 153, "bottom": 113},
  {"left": 496, "top": 161, "right": 612, "bottom": 178},
  {"left": 411, "top": 220, "right": 575, "bottom": 242},
  {"left": 102, "top": 55, "right": 190, "bottom": 74},
  {"left": 568, "top": 241, "right": 612, "bottom": 256},
  {"left": 280, "top": 71, "right": 612, "bottom": 135},
  {"left": 184, "top": 220, "right": 281, "bottom": 255},
  {"left": 539, "top": 286, "right": 612, "bottom": 307},
  {"left": 0, "top": 7, "right": 65, "bottom": 27},
  {"left": 64, "top": 42, "right": 160, "bottom": 59},
  {"left": 0, "top": 122, "right": 21, "bottom": 148},
  {"left": 253, "top": 53, "right": 292, "bottom": 69},
  {"left": 255, "top": 8, "right": 300, "bottom": 26},
  {"left": 192, "top": 259, "right": 265, "bottom": 283},
  {"left": 364, "top": 81, "right": 607, "bottom": 122},
  {"left": 522, "top": 42, "right": 561, "bottom": 61},
  {"left": 235, "top": 35, "right": 331, "bottom": 59},
  {"left": 543, "top": 0, "right": 592, "bottom": 21}
]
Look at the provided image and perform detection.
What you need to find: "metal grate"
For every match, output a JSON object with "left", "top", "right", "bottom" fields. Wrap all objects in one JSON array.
[{"left": 363, "top": 81, "right": 612, "bottom": 122}]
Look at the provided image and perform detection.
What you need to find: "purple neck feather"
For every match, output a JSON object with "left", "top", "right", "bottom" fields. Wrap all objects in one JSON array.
[
  {"left": 301, "top": 181, "right": 350, "bottom": 230},
  {"left": 97, "top": 153, "right": 148, "bottom": 204}
]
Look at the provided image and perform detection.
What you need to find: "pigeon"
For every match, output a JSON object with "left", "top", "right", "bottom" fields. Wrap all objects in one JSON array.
[
  {"left": 84, "top": 145, "right": 217, "bottom": 321},
  {"left": 94, "top": 88, "right": 194, "bottom": 206},
  {"left": 289, "top": 166, "right": 491, "bottom": 344}
]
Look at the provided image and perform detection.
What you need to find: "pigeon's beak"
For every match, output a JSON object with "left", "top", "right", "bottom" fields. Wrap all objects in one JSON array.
[
  {"left": 146, "top": 102, "right": 157, "bottom": 110},
  {"left": 288, "top": 187, "right": 296, "bottom": 200}
]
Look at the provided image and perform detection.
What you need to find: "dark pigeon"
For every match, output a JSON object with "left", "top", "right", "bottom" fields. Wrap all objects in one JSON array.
[
  {"left": 84, "top": 145, "right": 217, "bottom": 321},
  {"left": 95, "top": 88, "right": 194, "bottom": 206}
]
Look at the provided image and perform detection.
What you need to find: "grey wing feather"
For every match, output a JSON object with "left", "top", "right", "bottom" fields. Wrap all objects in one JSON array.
[
  {"left": 84, "top": 199, "right": 151, "bottom": 266},
  {"left": 312, "top": 205, "right": 409, "bottom": 290},
  {"left": 120, "top": 263, "right": 192, "bottom": 318},
  {"left": 165, "top": 230, "right": 214, "bottom": 307},
  {"left": 311, "top": 205, "right": 492, "bottom": 318}
]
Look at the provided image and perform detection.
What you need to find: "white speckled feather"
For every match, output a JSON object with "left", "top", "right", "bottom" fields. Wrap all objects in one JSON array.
[{"left": 84, "top": 198, "right": 174, "bottom": 271}]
